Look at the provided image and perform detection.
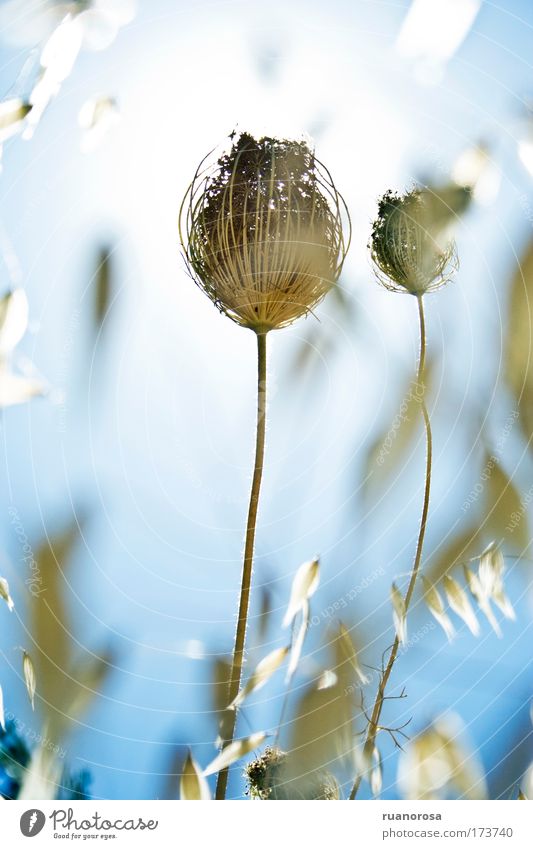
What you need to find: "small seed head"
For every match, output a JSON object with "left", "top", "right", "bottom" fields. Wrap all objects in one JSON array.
[
  {"left": 370, "top": 188, "right": 458, "bottom": 295},
  {"left": 245, "top": 746, "right": 339, "bottom": 799}
]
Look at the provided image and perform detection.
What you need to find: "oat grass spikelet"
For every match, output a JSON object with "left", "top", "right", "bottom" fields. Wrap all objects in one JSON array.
[
  {"left": 370, "top": 188, "right": 457, "bottom": 295},
  {"left": 180, "top": 132, "right": 349, "bottom": 332}
]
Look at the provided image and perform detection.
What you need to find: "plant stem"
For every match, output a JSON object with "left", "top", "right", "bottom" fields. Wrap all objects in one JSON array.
[
  {"left": 349, "top": 295, "right": 432, "bottom": 800},
  {"left": 215, "top": 331, "right": 268, "bottom": 800}
]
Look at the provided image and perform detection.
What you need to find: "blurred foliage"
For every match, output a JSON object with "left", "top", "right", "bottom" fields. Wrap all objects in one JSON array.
[
  {"left": 505, "top": 237, "right": 533, "bottom": 444},
  {"left": 427, "top": 523, "right": 482, "bottom": 585},
  {"left": 29, "top": 518, "right": 114, "bottom": 741},
  {"left": 92, "top": 245, "right": 113, "bottom": 332},
  {"left": 362, "top": 360, "right": 434, "bottom": 501},
  {"left": 484, "top": 457, "right": 529, "bottom": 552},
  {"left": 397, "top": 713, "right": 487, "bottom": 800},
  {"left": 0, "top": 719, "right": 30, "bottom": 799},
  {"left": 0, "top": 719, "right": 91, "bottom": 800}
]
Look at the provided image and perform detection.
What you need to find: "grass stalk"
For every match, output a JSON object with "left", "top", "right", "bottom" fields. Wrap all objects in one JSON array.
[{"left": 349, "top": 295, "right": 432, "bottom": 800}]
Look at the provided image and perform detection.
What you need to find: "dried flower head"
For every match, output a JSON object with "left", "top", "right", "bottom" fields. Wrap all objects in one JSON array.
[
  {"left": 370, "top": 188, "right": 458, "bottom": 295},
  {"left": 245, "top": 746, "right": 339, "bottom": 800},
  {"left": 180, "top": 132, "right": 349, "bottom": 332}
]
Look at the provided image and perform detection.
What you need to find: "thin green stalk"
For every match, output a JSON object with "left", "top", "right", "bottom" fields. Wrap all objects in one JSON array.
[
  {"left": 349, "top": 295, "right": 432, "bottom": 800},
  {"left": 215, "top": 331, "right": 268, "bottom": 800}
]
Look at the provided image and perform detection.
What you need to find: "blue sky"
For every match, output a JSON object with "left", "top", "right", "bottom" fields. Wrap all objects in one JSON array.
[{"left": 1, "top": 0, "right": 533, "bottom": 799}]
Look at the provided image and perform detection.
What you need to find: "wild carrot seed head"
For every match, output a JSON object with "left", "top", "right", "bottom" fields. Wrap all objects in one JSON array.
[
  {"left": 179, "top": 132, "right": 349, "bottom": 332},
  {"left": 245, "top": 746, "right": 339, "bottom": 800},
  {"left": 370, "top": 188, "right": 457, "bottom": 296}
]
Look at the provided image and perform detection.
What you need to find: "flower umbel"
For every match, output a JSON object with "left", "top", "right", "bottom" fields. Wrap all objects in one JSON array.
[
  {"left": 180, "top": 131, "right": 348, "bottom": 332},
  {"left": 370, "top": 188, "right": 457, "bottom": 295},
  {"left": 245, "top": 747, "right": 339, "bottom": 800}
]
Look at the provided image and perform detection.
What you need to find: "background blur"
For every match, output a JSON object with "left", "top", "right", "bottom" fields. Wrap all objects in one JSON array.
[{"left": 1, "top": 0, "right": 533, "bottom": 800}]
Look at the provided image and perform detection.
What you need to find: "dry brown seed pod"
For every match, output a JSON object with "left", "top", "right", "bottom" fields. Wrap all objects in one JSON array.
[{"left": 179, "top": 131, "right": 349, "bottom": 332}]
